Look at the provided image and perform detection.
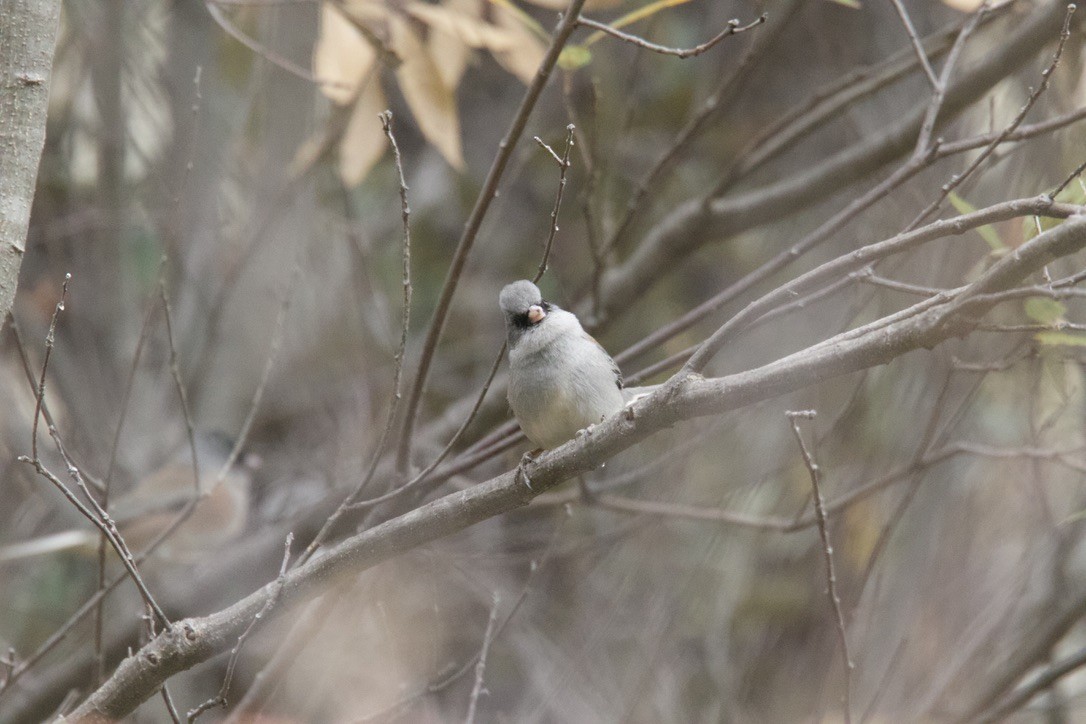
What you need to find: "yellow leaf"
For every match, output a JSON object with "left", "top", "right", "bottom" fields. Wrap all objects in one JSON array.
[
  {"left": 339, "top": 76, "right": 388, "bottom": 187},
  {"left": 947, "top": 191, "right": 1006, "bottom": 253},
  {"left": 1036, "top": 330, "right": 1086, "bottom": 347},
  {"left": 314, "top": 3, "right": 377, "bottom": 105},
  {"left": 1024, "top": 182, "right": 1086, "bottom": 241},
  {"left": 1024, "top": 297, "right": 1067, "bottom": 325},
  {"left": 558, "top": 45, "right": 592, "bottom": 69},
  {"left": 826, "top": 0, "right": 862, "bottom": 7},
  {"left": 390, "top": 15, "right": 464, "bottom": 169}
]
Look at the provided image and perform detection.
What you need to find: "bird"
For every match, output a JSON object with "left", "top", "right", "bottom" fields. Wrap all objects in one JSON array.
[
  {"left": 499, "top": 280, "right": 626, "bottom": 480},
  {"left": 0, "top": 431, "right": 253, "bottom": 565}
]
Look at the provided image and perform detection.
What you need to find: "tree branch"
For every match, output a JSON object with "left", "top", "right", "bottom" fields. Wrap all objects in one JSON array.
[
  {"left": 592, "top": 0, "right": 1073, "bottom": 327},
  {"left": 62, "top": 212, "right": 1086, "bottom": 722}
]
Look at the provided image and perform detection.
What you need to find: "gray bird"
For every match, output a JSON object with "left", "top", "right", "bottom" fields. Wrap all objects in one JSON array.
[{"left": 500, "top": 280, "right": 625, "bottom": 452}]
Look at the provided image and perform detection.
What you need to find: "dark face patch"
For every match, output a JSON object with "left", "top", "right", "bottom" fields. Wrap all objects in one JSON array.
[{"left": 509, "top": 301, "right": 551, "bottom": 330}]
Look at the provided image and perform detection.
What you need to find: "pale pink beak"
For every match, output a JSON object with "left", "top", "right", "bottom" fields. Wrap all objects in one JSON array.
[{"left": 527, "top": 304, "right": 546, "bottom": 324}]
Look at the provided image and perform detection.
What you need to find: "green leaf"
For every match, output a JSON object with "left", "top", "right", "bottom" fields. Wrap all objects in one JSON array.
[
  {"left": 825, "top": 0, "right": 862, "bottom": 8},
  {"left": 1035, "top": 330, "right": 1086, "bottom": 347},
  {"left": 1023, "top": 181, "right": 1086, "bottom": 241},
  {"left": 1024, "top": 297, "right": 1067, "bottom": 325},
  {"left": 948, "top": 191, "right": 1005, "bottom": 252},
  {"left": 559, "top": 45, "right": 592, "bottom": 70}
]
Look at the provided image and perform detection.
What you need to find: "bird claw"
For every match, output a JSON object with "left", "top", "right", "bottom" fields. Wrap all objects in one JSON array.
[
  {"left": 516, "top": 450, "right": 540, "bottom": 491},
  {"left": 576, "top": 424, "right": 597, "bottom": 441}
]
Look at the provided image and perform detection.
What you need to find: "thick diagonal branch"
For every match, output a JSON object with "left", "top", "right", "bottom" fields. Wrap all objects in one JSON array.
[{"left": 62, "top": 212, "right": 1086, "bottom": 722}]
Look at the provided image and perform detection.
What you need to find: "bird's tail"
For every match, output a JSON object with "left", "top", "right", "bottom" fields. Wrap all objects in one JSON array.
[
  {"left": 0, "top": 530, "right": 97, "bottom": 563},
  {"left": 622, "top": 385, "right": 659, "bottom": 404}
]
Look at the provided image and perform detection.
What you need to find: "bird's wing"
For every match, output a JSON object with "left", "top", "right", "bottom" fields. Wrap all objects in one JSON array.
[{"left": 583, "top": 330, "right": 623, "bottom": 390}]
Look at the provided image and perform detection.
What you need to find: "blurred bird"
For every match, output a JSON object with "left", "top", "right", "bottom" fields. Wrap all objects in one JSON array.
[
  {"left": 0, "top": 431, "right": 253, "bottom": 564},
  {"left": 500, "top": 280, "right": 627, "bottom": 453}
]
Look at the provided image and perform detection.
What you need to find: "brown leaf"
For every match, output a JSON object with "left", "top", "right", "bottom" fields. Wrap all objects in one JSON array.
[
  {"left": 411, "top": 0, "right": 488, "bottom": 89},
  {"left": 339, "top": 76, "right": 389, "bottom": 186},
  {"left": 390, "top": 14, "right": 464, "bottom": 169},
  {"left": 407, "top": 0, "right": 516, "bottom": 51},
  {"left": 521, "top": 0, "right": 624, "bottom": 9},
  {"left": 489, "top": 1, "right": 547, "bottom": 85},
  {"left": 314, "top": 3, "right": 378, "bottom": 105}
]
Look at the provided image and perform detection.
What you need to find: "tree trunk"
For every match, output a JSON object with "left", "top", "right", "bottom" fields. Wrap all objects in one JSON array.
[{"left": 0, "top": 0, "right": 62, "bottom": 331}]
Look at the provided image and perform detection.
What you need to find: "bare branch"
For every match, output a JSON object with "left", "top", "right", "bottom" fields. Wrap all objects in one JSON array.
[
  {"left": 60, "top": 214, "right": 1086, "bottom": 723},
  {"left": 299, "top": 111, "right": 413, "bottom": 565},
  {"left": 787, "top": 411, "right": 853, "bottom": 724},
  {"left": 575, "top": 13, "right": 765, "bottom": 60},
  {"left": 395, "top": 0, "right": 590, "bottom": 473},
  {"left": 187, "top": 533, "right": 293, "bottom": 722},
  {"left": 463, "top": 593, "right": 500, "bottom": 724},
  {"left": 886, "top": 0, "right": 940, "bottom": 89}
]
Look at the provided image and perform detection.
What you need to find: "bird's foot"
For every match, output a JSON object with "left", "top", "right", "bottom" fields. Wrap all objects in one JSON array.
[
  {"left": 516, "top": 449, "right": 542, "bottom": 491},
  {"left": 576, "top": 424, "right": 597, "bottom": 442}
]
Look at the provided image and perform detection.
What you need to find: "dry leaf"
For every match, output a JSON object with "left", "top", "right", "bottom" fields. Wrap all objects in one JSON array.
[
  {"left": 521, "top": 0, "right": 624, "bottom": 9},
  {"left": 409, "top": 0, "right": 492, "bottom": 89},
  {"left": 337, "top": 0, "right": 392, "bottom": 26},
  {"left": 390, "top": 14, "right": 464, "bottom": 169},
  {"left": 407, "top": 0, "right": 516, "bottom": 51},
  {"left": 490, "top": 1, "right": 547, "bottom": 84},
  {"left": 938, "top": 0, "right": 984, "bottom": 11},
  {"left": 314, "top": 3, "right": 378, "bottom": 104},
  {"left": 339, "top": 76, "right": 389, "bottom": 186},
  {"left": 428, "top": 20, "right": 472, "bottom": 89}
]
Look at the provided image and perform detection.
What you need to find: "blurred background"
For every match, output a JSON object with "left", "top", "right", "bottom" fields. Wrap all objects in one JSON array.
[{"left": 3, "top": 0, "right": 1086, "bottom": 720}]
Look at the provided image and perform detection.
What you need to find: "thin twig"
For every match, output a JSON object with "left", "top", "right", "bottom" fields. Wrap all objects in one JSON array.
[
  {"left": 787, "top": 410, "right": 852, "bottom": 724},
  {"left": 204, "top": 1, "right": 327, "bottom": 87},
  {"left": 675, "top": 196, "right": 1079, "bottom": 375},
  {"left": 348, "top": 124, "right": 578, "bottom": 513},
  {"left": 976, "top": 645, "right": 1086, "bottom": 723},
  {"left": 216, "top": 260, "right": 303, "bottom": 486},
  {"left": 358, "top": 511, "right": 570, "bottom": 722},
  {"left": 532, "top": 124, "right": 576, "bottom": 282},
  {"left": 886, "top": 0, "right": 940, "bottom": 89},
  {"left": 464, "top": 593, "right": 500, "bottom": 724},
  {"left": 95, "top": 295, "right": 160, "bottom": 684},
  {"left": 21, "top": 274, "right": 169, "bottom": 629},
  {"left": 1051, "top": 156, "right": 1086, "bottom": 198},
  {"left": 575, "top": 13, "right": 765, "bottom": 60},
  {"left": 596, "top": 1, "right": 795, "bottom": 263},
  {"left": 187, "top": 533, "right": 293, "bottom": 722},
  {"left": 31, "top": 273, "right": 69, "bottom": 462},
  {"left": 160, "top": 267, "right": 202, "bottom": 494},
  {"left": 395, "top": 0, "right": 589, "bottom": 473},
  {"left": 908, "top": 3, "right": 1077, "bottom": 230},
  {"left": 23, "top": 433, "right": 170, "bottom": 629},
  {"left": 617, "top": 104, "right": 1086, "bottom": 368},
  {"left": 344, "top": 344, "right": 508, "bottom": 512},
  {"left": 913, "top": 3, "right": 987, "bottom": 158},
  {"left": 161, "top": 685, "right": 182, "bottom": 724},
  {"left": 298, "top": 111, "right": 412, "bottom": 565}
]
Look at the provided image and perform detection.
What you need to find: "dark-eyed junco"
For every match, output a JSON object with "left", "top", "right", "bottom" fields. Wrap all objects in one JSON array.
[
  {"left": 499, "top": 280, "right": 625, "bottom": 452},
  {"left": 0, "top": 431, "right": 253, "bottom": 564}
]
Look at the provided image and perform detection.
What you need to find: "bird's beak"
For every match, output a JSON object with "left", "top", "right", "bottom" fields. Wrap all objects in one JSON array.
[{"left": 528, "top": 304, "right": 546, "bottom": 324}]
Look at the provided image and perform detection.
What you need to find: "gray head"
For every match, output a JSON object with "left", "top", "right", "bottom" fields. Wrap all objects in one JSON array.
[{"left": 499, "top": 280, "right": 551, "bottom": 345}]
